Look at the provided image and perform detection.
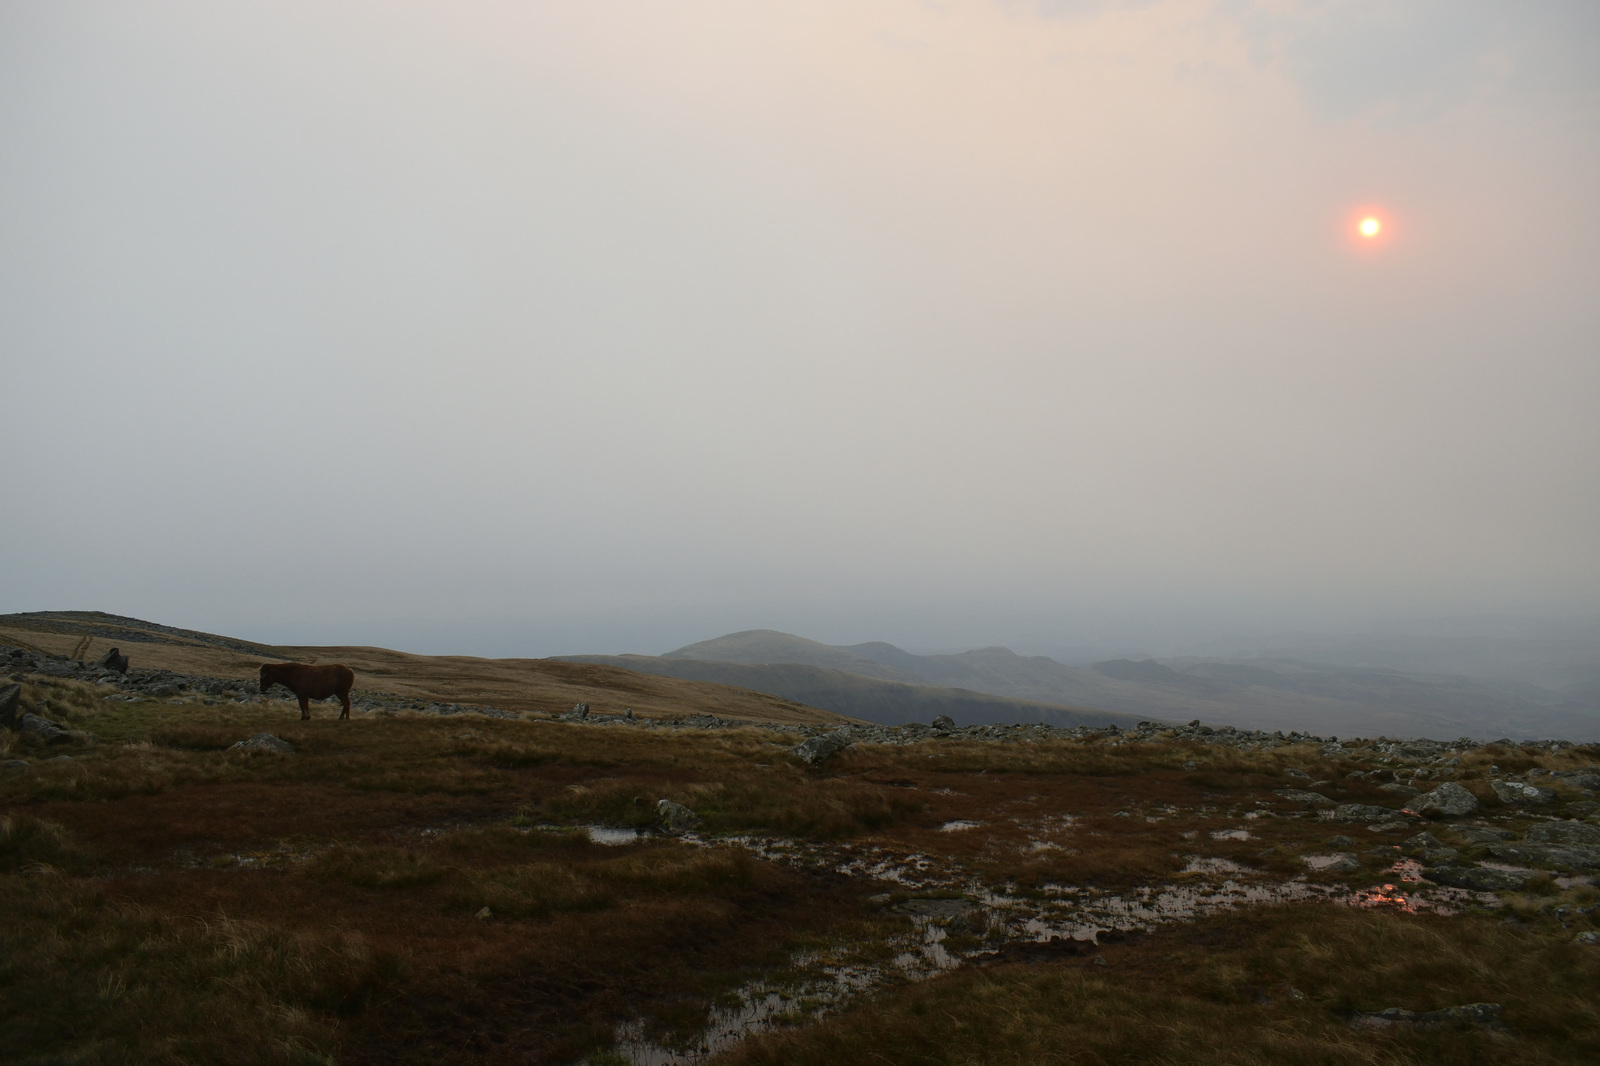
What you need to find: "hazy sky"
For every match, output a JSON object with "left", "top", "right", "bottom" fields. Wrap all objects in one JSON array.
[{"left": 3, "top": 1, "right": 1598, "bottom": 657}]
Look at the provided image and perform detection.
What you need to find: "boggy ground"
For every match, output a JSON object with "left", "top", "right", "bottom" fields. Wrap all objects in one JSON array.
[{"left": 2, "top": 672, "right": 1598, "bottom": 1065}]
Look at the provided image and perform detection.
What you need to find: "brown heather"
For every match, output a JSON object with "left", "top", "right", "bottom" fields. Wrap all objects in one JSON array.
[{"left": 1, "top": 674, "right": 1598, "bottom": 1062}]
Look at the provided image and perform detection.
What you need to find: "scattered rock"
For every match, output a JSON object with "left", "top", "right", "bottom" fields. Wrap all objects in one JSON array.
[
  {"left": 1406, "top": 782, "right": 1480, "bottom": 819},
  {"left": 1450, "top": 825, "right": 1514, "bottom": 844},
  {"left": 1347, "top": 1003, "right": 1503, "bottom": 1030},
  {"left": 1425, "top": 864, "right": 1529, "bottom": 891},
  {"left": 1285, "top": 768, "right": 1311, "bottom": 779},
  {"left": 1575, "top": 931, "right": 1599, "bottom": 945},
  {"left": 0, "top": 759, "right": 27, "bottom": 774},
  {"left": 1274, "top": 789, "right": 1334, "bottom": 806},
  {"left": 795, "top": 728, "right": 853, "bottom": 765},
  {"left": 655, "top": 799, "right": 699, "bottom": 832},
  {"left": 97, "top": 647, "right": 129, "bottom": 673},
  {"left": 1182, "top": 760, "right": 1199, "bottom": 771},
  {"left": 1492, "top": 780, "right": 1556, "bottom": 806},
  {"left": 1304, "top": 853, "right": 1361, "bottom": 873},
  {"left": 931, "top": 715, "right": 955, "bottom": 731},
  {"left": 1334, "top": 804, "right": 1400, "bottom": 823},
  {"left": 228, "top": 733, "right": 295, "bottom": 754},
  {"left": 475, "top": 906, "right": 492, "bottom": 920},
  {"left": 1325, "top": 835, "right": 1355, "bottom": 847},
  {"left": 1378, "top": 782, "right": 1421, "bottom": 799},
  {"left": 1488, "top": 841, "right": 1600, "bottom": 870}
]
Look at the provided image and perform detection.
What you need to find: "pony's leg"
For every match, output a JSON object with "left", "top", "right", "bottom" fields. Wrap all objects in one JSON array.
[
  {"left": 339, "top": 693, "right": 350, "bottom": 719},
  {"left": 299, "top": 695, "right": 311, "bottom": 721}
]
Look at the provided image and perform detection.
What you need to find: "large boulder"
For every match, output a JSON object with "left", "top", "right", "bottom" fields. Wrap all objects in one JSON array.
[
  {"left": 655, "top": 799, "right": 699, "bottom": 832},
  {"left": 228, "top": 733, "right": 294, "bottom": 754},
  {"left": 1526, "top": 820, "right": 1600, "bottom": 847},
  {"left": 14, "top": 713, "right": 96, "bottom": 746},
  {"left": 931, "top": 715, "right": 956, "bottom": 731},
  {"left": 795, "top": 728, "right": 852, "bottom": 765},
  {"left": 96, "top": 647, "right": 129, "bottom": 673},
  {"left": 1406, "top": 782, "right": 1480, "bottom": 819},
  {"left": 1492, "top": 780, "right": 1556, "bottom": 806},
  {"left": 1553, "top": 767, "right": 1600, "bottom": 790}
]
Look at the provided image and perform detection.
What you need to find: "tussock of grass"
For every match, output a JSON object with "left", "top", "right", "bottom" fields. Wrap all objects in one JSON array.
[
  {"left": 0, "top": 814, "right": 85, "bottom": 873},
  {"left": 0, "top": 872, "right": 401, "bottom": 1064}
]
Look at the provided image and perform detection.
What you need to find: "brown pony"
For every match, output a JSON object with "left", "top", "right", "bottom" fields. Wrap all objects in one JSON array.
[{"left": 259, "top": 662, "right": 355, "bottom": 720}]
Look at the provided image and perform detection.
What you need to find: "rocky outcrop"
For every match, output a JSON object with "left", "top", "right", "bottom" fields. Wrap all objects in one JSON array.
[
  {"left": 795, "top": 728, "right": 853, "bottom": 765},
  {"left": 96, "top": 647, "right": 129, "bottom": 673},
  {"left": 228, "top": 733, "right": 294, "bottom": 754},
  {"left": 0, "top": 683, "right": 20, "bottom": 728},
  {"left": 655, "top": 799, "right": 699, "bottom": 832},
  {"left": 1333, "top": 803, "right": 1402, "bottom": 823},
  {"left": 1491, "top": 780, "right": 1556, "bottom": 806},
  {"left": 1273, "top": 789, "right": 1334, "bottom": 806},
  {"left": 1347, "top": 1003, "right": 1503, "bottom": 1030},
  {"left": 1425, "top": 865, "right": 1528, "bottom": 891},
  {"left": 1405, "top": 782, "right": 1479, "bottom": 818}
]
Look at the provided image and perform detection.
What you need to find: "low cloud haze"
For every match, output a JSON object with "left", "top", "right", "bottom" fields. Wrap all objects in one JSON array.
[{"left": 3, "top": 1, "right": 1597, "bottom": 661}]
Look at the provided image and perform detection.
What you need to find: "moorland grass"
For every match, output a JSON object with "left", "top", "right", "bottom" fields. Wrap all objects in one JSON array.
[
  {"left": 715, "top": 898, "right": 1600, "bottom": 1066},
  {"left": 4, "top": 674, "right": 1599, "bottom": 1063}
]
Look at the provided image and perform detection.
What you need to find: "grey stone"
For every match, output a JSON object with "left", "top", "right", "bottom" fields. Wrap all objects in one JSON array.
[
  {"left": 96, "top": 647, "right": 129, "bottom": 673},
  {"left": 1349, "top": 1003, "right": 1503, "bottom": 1030},
  {"left": 1378, "top": 782, "right": 1421, "bottom": 799},
  {"left": 1450, "top": 824, "right": 1514, "bottom": 844},
  {"left": 931, "top": 714, "right": 955, "bottom": 730},
  {"left": 1274, "top": 789, "right": 1334, "bottom": 805},
  {"left": 1406, "top": 782, "right": 1480, "bottom": 818},
  {"left": 1368, "top": 820, "right": 1412, "bottom": 833},
  {"left": 1404, "top": 831, "right": 1446, "bottom": 851},
  {"left": 1425, "top": 865, "right": 1528, "bottom": 891},
  {"left": 1525, "top": 820, "right": 1600, "bottom": 847},
  {"left": 1553, "top": 768, "right": 1600, "bottom": 791},
  {"left": 795, "top": 728, "right": 853, "bottom": 765},
  {"left": 1488, "top": 842, "right": 1600, "bottom": 870},
  {"left": 16, "top": 713, "right": 69, "bottom": 741},
  {"left": 655, "top": 799, "right": 699, "bottom": 832},
  {"left": 1575, "top": 931, "right": 1600, "bottom": 945},
  {"left": 228, "top": 733, "right": 295, "bottom": 754},
  {"left": 1334, "top": 803, "right": 1401, "bottom": 823},
  {"left": 1285, "top": 768, "right": 1311, "bottom": 779},
  {"left": 0, "top": 759, "right": 27, "bottom": 774},
  {"left": 1305, "top": 853, "right": 1362, "bottom": 873},
  {"left": 1492, "top": 780, "right": 1556, "bottom": 806},
  {"left": 1325, "top": 835, "right": 1355, "bottom": 847}
]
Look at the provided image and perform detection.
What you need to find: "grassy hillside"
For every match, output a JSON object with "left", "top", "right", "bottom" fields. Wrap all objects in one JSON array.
[{"left": 0, "top": 612, "right": 848, "bottom": 726}]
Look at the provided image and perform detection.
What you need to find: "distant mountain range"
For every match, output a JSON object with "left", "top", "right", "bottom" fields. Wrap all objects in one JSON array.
[{"left": 559, "top": 629, "right": 1600, "bottom": 740}]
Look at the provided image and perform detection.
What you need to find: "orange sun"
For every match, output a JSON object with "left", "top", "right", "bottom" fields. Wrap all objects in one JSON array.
[{"left": 1359, "top": 217, "right": 1381, "bottom": 238}]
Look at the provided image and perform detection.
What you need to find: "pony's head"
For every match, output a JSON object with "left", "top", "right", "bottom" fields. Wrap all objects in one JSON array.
[{"left": 258, "top": 663, "right": 277, "bottom": 693}]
